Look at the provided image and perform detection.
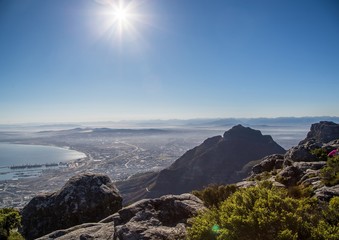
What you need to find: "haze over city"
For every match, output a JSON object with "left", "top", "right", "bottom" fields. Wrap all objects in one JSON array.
[{"left": 1, "top": 0, "right": 338, "bottom": 123}]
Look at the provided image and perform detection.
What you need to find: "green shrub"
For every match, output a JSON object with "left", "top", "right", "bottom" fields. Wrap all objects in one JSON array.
[
  {"left": 192, "top": 184, "right": 238, "bottom": 208},
  {"left": 188, "top": 185, "right": 325, "bottom": 240},
  {"left": 8, "top": 231, "right": 25, "bottom": 240},
  {"left": 320, "top": 156, "right": 339, "bottom": 186},
  {"left": 312, "top": 197, "right": 339, "bottom": 240},
  {"left": 311, "top": 148, "right": 329, "bottom": 162},
  {"left": 0, "top": 208, "right": 21, "bottom": 240}
]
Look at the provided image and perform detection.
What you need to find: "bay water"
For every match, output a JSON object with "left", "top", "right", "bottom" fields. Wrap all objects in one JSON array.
[{"left": 0, "top": 143, "right": 86, "bottom": 180}]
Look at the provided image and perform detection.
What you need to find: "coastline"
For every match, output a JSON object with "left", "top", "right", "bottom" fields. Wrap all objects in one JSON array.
[{"left": 0, "top": 142, "right": 88, "bottom": 181}]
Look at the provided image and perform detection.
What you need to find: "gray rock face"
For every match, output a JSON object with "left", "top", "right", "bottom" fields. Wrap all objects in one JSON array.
[
  {"left": 21, "top": 173, "right": 122, "bottom": 240},
  {"left": 37, "top": 194, "right": 205, "bottom": 240},
  {"left": 37, "top": 223, "right": 114, "bottom": 240},
  {"left": 315, "top": 185, "right": 339, "bottom": 202},
  {"left": 284, "top": 145, "right": 317, "bottom": 162},
  {"left": 252, "top": 154, "right": 284, "bottom": 174},
  {"left": 276, "top": 166, "right": 304, "bottom": 186},
  {"left": 113, "top": 193, "right": 205, "bottom": 240},
  {"left": 299, "top": 121, "right": 339, "bottom": 145},
  {"left": 293, "top": 161, "right": 326, "bottom": 171}
]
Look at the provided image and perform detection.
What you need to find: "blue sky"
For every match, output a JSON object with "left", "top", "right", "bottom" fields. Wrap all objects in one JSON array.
[{"left": 0, "top": 0, "right": 338, "bottom": 123}]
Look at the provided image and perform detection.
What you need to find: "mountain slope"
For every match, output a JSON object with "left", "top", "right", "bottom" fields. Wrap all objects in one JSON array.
[{"left": 145, "top": 124, "right": 285, "bottom": 198}]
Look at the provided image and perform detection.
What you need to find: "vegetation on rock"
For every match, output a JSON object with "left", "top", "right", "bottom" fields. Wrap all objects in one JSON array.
[
  {"left": 192, "top": 184, "right": 238, "bottom": 208},
  {"left": 0, "top": 208, "right": 23, "bottom": 240},
  {"left": 310, "top": 148, "right": 329, "bottom": 162},
  {"left": 321, "top": 156, "right": 339, "bottom": 186},
  {"left": 188, "top": 183, "right": 339, "bottom": 240}
]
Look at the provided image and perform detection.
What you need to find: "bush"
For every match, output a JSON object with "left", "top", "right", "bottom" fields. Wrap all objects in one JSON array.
[
  {"left": 192, "top": 184, "right": 238, "bottom": 208},
  {"left": 320, "top": 156, "right": 339, "bottom": 186},
  {"left": 312, "top": 197, "right": 339, "bottom": 240},
  {"left": 187, "top": 185, "right": 328, "bottom": 240},
  {"left": 8, "top": 231, "right": 25, "bottom": 240},
  {"left": 311, "top": 148, "right": 329, "bottom": 162},
  {"left": 0, "top": 208, "right": 21, "bottom": 240}
]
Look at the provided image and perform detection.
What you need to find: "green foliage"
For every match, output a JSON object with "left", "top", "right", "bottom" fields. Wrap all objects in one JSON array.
[
  {"left": 192, "top": 184, "right": 238, "bottom": 208},
  {"left": 311, "top": 148, "right": 329, "bottom": 162},
  {"left": 8, "top": 231, "right": 24, "bottom": 240},
  {"left": 187, "top": 184, "right": 337, "bottom": 240},
  {"left": 320, "top": 156, "right": 339, "bottom": 186},
  {"left": 312, "top": 197, "right": 339, "bottom": 240},
  {"left": 0, "top": 208, "right": 21, "bottom": 240}
]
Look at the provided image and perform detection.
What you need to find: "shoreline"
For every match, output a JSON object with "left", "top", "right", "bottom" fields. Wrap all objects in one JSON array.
[{"left": 0, "top": 142, "right": 88, "bottom": 181}]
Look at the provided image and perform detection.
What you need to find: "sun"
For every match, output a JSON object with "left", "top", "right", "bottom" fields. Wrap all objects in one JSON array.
[
  {"left": 109, "top": 1, "right": 137, "bottom": 36},
  {"left": 97, "top": 0, "right": 148, "bottom": 42},
  {"left": 114, "top": 6, "right": 130, "bottom": 24}
]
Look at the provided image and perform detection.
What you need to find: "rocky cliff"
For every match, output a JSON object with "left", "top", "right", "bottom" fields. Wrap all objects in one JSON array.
[
  {"left": 145, "top": 124, "right": 285, "bottom": 198},
  {"left": 299, "top": 121, "right": 339, "bottom": 145},
  {"left": 21, "top": 173, "right": 122, "bottom": 240},
  {"left": 37, "top": 193, "right": 205, "bottom": 240},
  {"left": 247, "top": 121, "right": 339, "bottom": 201}
]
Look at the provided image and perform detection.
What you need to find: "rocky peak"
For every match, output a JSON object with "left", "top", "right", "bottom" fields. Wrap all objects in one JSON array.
[
  {"left": 145, "top": 125, "right": 285, "bottom": 198},
  {"left": 223, "top": 124, "right": 266, "bottom": 140},
  {"left": 299, "top": 121, "right": 339, "bottom": 145},
  {"left": 21, "top": 173, "right": 122, "bottom": 240}
]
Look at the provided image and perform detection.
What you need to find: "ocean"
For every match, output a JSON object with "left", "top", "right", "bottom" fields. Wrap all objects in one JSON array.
[{"left": 0, "top": 143, "right": 86, "bottom": 180}]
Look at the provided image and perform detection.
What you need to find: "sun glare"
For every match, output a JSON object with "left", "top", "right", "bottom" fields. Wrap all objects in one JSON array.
[
  {"left": 97, "top": 0, "right": 149, "bottom": 44},
  {"left": 107, "top": 0, "right": 139, "bottom": 38},
  {"left": 114, "top": 7, "right": 129, "bottom": 23}
]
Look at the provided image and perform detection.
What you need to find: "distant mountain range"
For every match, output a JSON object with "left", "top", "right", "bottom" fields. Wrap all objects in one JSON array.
[
  {"left": 134, "top": 116, "right": 339, "bottom": 127},
  {"left": 1, "top": 116, "right": 338, "bottom": 131}
]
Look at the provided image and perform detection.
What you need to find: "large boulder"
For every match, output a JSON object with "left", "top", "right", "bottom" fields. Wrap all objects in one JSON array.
[
  {"left": 37, "top": 193, "right": 205, "bottom": 240},
  {"left": 112, "top": 193, "right": 205, "bottom": 240},
  {"left": 21, "top": 173, "right": 122, "bottom": 240},
  {"left": 276, "top": 166, "right": 304, "bottom": 186},
  {"left": 251, "top": 154, "right": 284, "bottom": 174},
  {"left": 284, "top": 145, "right": 317, "bottom": 162}
]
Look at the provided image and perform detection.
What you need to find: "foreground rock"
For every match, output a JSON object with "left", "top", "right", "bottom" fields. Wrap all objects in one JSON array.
[
  {"left": 38, "top": 194, "right": 205, "bottom": 240},
  {"left": 22, "top": 173, "right": 122, "bottom": 240}
]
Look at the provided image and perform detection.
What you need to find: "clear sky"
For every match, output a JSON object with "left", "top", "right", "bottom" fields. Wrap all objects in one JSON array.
[{"left": 0, "top": 0, "right": 338, "bottom": 123}]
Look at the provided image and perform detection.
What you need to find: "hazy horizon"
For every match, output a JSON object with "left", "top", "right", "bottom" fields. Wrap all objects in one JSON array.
[
  {"left": 1, "top": 0, "right": 338, "bottom": 123},
  {"left": 1, "top": 116, "right": 338, "bottom": 127}
]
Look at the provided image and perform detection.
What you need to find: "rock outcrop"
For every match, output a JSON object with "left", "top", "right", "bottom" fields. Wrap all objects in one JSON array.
[
  {"left": 299, "top": 121, "right": 339, "bottom": 145},
  {"left": 37, "top": 194, "right": 205, "bottom": 240},
  {"left": 112, "top": 193, "right": 205, "bottom": 240},
  {"left": 315, "top": 185, "right": 339, "bottom": 202},
  {"left": 22, "top": 173, "right": 122, "bottom": 240},
  {"left": 251, "top": 154, "right": 284, "bottom": 174},
  {"left": 250, "top": 121, "right": 339, "bottom": 199},
  {"left": 146, "top": 125, "right": 285, "bottom": 198},
  {"left": 284, "top": 145, "right": 318, "bottom": 162}
]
